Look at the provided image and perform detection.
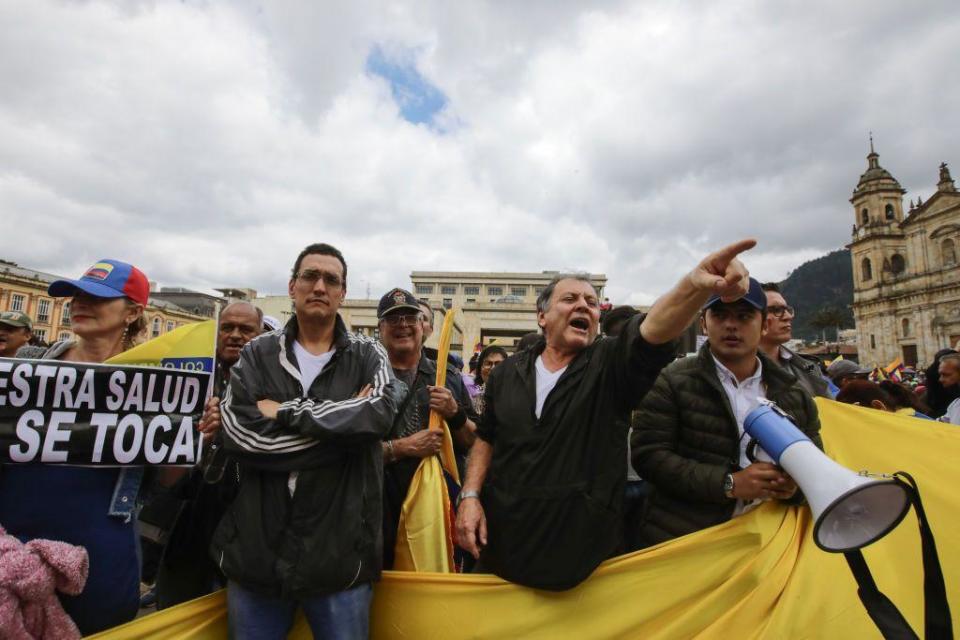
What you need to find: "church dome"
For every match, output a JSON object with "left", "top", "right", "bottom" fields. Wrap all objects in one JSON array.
[{"left": 853, "top": 138, "right": 905, "bottom": 197}]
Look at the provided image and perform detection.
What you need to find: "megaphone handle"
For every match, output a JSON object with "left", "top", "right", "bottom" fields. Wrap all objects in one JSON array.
[
  {"left": 844, "top": 551, "right": 919, "bottom": 640},
  {"left": 843, "top": 474, "right": 953, "bottom": 640},
  {"left": 745, "top": 438, "right": 759, "bottom": 463},
  {"left": 894, "top": 473, "right": 953, "bottom": 640}
]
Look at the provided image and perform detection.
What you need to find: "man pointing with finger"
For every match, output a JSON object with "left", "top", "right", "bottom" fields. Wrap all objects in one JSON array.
[
  {"left": 629, "top": 276, "right": 822, "bottom": 549},
  {"left": 456, "top": 239, "right": 761, "bottom": 590}
]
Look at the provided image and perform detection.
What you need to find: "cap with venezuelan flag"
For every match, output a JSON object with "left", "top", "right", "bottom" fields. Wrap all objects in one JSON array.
[{"left": 48, "top": 259, "right": 150, "bottom": 305}]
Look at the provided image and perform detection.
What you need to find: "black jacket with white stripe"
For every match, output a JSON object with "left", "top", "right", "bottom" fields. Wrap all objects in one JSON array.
[{"left": 212, "top": 314, "right": 404, "bottom": 597}]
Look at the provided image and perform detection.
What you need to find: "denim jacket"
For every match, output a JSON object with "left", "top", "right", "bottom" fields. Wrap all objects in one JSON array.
[{"left": 31, "top": 341, "right": 145, "bottom": 520}]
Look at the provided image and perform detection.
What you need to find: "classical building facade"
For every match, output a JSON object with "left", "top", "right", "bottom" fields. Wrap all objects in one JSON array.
[
  {"left": 848, "top": 144, "right": 960, "bottom": 367},
  {"left": 0, "top": 260, "right": 207, "bottom": 345}
]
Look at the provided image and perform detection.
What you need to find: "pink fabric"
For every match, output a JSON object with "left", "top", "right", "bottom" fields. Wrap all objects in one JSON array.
[{"left": 0, "top": 525, "right": 88, "bottom": 640}]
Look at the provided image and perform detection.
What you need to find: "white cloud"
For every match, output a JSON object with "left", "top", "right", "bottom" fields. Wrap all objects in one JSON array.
[{"left": 1, "top": 0, "right": 958, "bottom": 306}]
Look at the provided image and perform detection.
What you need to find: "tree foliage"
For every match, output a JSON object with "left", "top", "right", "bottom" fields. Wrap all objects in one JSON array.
[{"left": 777, "top": 249, "right": 854, "bottom": 341}]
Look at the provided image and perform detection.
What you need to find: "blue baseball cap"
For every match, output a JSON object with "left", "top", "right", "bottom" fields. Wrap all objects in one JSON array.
[
  {"left": 703, "top": 277, "right": 766, "bottom": 312},
  {"left": 48, "top": 259, "right": 150, "bottom": 305}
]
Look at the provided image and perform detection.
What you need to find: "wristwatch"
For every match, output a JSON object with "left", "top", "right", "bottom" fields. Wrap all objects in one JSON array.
[
  {"left": 723, "top": 473, "right": 735, "bottom": 498},
  {"left": 456, "top": 490, "right": 480, "bottom": 508}
]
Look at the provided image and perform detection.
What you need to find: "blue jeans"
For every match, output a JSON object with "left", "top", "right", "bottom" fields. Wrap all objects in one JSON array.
[{"left": 227, "top": 580, "right": 372, "bottom": 640}]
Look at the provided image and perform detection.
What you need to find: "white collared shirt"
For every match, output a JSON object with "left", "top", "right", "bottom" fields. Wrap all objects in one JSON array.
[{"left": 712, "top": 354, "right": 766, "bottom": 515}]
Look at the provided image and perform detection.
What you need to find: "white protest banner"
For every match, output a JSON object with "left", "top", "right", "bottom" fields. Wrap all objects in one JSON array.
[{"left": 0, "top": 357, "right": 209, "bottom": 466}]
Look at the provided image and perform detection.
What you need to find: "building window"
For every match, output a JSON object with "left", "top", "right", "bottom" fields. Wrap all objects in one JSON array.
[
  {"left": 466, "top": 298, "right": 476, "bottom": 303},
  {"left": 37, "top": 299, "right": 51, "bottom": 324},
  {"left": 166, "top": 320, "right": 175, "bottom": 333},
  {"left": 62, "top": 302, "right": 71, "bottom": 326},
  {"left": 58, "top": 331, "right": 71, "bottom": 342},
  {"left": 10, "top": 294, "right": 25, "bottom": 312},
  {"left": 861, "top": 258, "right": 872, "bottom": 281},
  {"left": 487, "top": 286, "right": 503, "bottom": 296},
  {"left": 34, "top": 329, "right": 47, "bottom": 342},
  {"left": 534, "top": 286, "right": 546, "bottom": 296},
  {"left": 890, "top": 253, "right": 905, "bottom": 275},
  {"left": 884, "top": 204, "right": 895, "bottom": 220},
  {"left": 415, "top": 284, "right": 434, "bottom": 295},
  {"left": 510, "top": 286, "right": 527, "bottom": 297},
  {"left": 942, "top": 238, "right": 957, "bottom": 266},
  {"left": 152, "top": 317, "right": 161, "bottom": 338},
  {"left": 443, "top": 298, "right": 453, "bottom": 309},
  {"left": 464, "top": 285, "right": 480, "bottom": 295},
  {"left": 373, "top": 328, "right": 380, "bottom": 340},
  {"left": 861, "top": 208, "right": 869, "bottom": 225},
  {"left": 441, "top": 285, "right": 457, "bottom": 296},
  {"left": 901, "top": 318, "right": 910, "bottom": 337},
  {"left": 870, "top": 334, "right": 876, "bottom": 349}
]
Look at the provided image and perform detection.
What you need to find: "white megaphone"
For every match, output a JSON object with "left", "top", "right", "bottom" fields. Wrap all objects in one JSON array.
[{"left": 744, "top": 400, "right": 911, "bottom": 552}]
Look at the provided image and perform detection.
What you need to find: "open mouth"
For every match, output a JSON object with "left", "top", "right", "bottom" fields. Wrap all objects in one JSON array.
[{"left": 569, "top": 318, "right": 590, "bottom": 332}]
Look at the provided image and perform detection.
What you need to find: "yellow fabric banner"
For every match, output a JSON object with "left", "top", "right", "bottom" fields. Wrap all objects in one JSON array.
[{"left": 90, "top": 399, "right": 960, "bottom": 639}]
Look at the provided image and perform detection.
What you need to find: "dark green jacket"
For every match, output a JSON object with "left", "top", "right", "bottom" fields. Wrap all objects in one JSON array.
[{"left": 630, "top": 344, "right": 822, "bottom": 549}]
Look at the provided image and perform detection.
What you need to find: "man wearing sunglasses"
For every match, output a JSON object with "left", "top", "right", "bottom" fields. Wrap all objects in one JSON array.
[
  {"left": 759, "top": 283, "right": 830, "bottom": 398},
  {"left": 377, "top": 287, "right": 478, "bottom": 569}
]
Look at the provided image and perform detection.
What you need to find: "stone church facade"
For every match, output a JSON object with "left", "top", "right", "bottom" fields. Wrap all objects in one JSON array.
[{"left": 848, "top": 144, "right": 960, "bottom": 368}]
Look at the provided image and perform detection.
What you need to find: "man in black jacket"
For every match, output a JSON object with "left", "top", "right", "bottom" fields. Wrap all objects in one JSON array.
[
  {"left": 455, "top": 239, "right": 757, "bottom": 591},
  {"left": 214, "top": 243, "right": 403, "bottom": 639}
]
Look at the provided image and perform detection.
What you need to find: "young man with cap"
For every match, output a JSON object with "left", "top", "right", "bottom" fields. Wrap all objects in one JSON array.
[
  {"left": 629, "top": 277, "right": 823, "bottom": 549},
  {"left": 377, "top": 288, "right": 478, "bottom": 568},
  {"left": 215, "top": 243, "right": 404, "bottom": 639},
  {"left": 0, "top": 311, "right": 34, "bottom": 357},
  {"left": 826, "top": 359, "right": 872, "bottom": 389},
  {"left": 758, "top": 283, "right": 830, "bottom": 398}
]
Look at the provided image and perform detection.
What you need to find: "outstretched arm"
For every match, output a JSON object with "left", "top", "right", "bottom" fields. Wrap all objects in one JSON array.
[{"left": 640, "top": 238, "right": 756, "bottom": 345}]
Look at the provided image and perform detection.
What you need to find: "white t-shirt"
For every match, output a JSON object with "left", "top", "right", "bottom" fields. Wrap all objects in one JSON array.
[
  {"left": 293, "top": 341, "right": 336, "bottom": 394},
  {"left": 288, "top": 341, "right": 336, "bottom": 495},
  {"left": 535, "top": 355, "right": 568, "bottom": 419}
]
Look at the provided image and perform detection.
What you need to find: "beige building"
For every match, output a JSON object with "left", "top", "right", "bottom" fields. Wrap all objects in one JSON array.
[
  {"left": 411, "top": 270, "right": 608, "bottom": 361},
  {"left": 0, "top": 260, "right": 207, "bottom": 345},
  {"left": 253, "top": 271, "right": 609, "bottom": 365},
  {"left": 848, "top": 144, "right": 960, "bottom": 367}
]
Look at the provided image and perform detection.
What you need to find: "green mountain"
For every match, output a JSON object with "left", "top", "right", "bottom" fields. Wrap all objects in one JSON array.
[{"left": 777, "top": 249, "right": 854, "bottom": 341}]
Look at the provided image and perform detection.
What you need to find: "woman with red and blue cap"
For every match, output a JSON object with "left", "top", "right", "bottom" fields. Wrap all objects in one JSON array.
[{"left": 0, "top": 259, "right": 150, "bottom": 634}]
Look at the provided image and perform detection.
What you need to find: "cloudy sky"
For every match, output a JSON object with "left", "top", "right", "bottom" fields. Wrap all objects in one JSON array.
[{"left": 1, "top": 1, "right": 958, "bottom": 304}]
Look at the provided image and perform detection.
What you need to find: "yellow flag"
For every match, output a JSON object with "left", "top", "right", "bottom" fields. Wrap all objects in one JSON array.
[
  {"left": 106, "top": 320, "right": 217, "bottom": 375},
  {"left": 885, "top": 357, "right": 903, "bottom": 374},
  {"left": 393, "top": 309, "right": 459, "bottom": 572}
]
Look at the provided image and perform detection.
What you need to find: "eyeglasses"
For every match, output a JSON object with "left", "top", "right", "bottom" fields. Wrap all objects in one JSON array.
[
  {"left": 767, "top": 305, "right": 795, "bottom": 319},
  {"left": 382, "top": 313, "right": 421, "bottom": 327},
  {"left": 294, "top": 269, "right": 343, "bottom": 289}
]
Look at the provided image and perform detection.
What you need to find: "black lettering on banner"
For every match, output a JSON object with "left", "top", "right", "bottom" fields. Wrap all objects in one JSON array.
[{"left": 0, "top": 358, "right": 210, "bottom": 467}]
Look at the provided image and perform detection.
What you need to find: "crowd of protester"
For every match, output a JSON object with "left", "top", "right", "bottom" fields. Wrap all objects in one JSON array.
[{"left": 0, "top": 242, "right": 957, "bottom": 639}]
